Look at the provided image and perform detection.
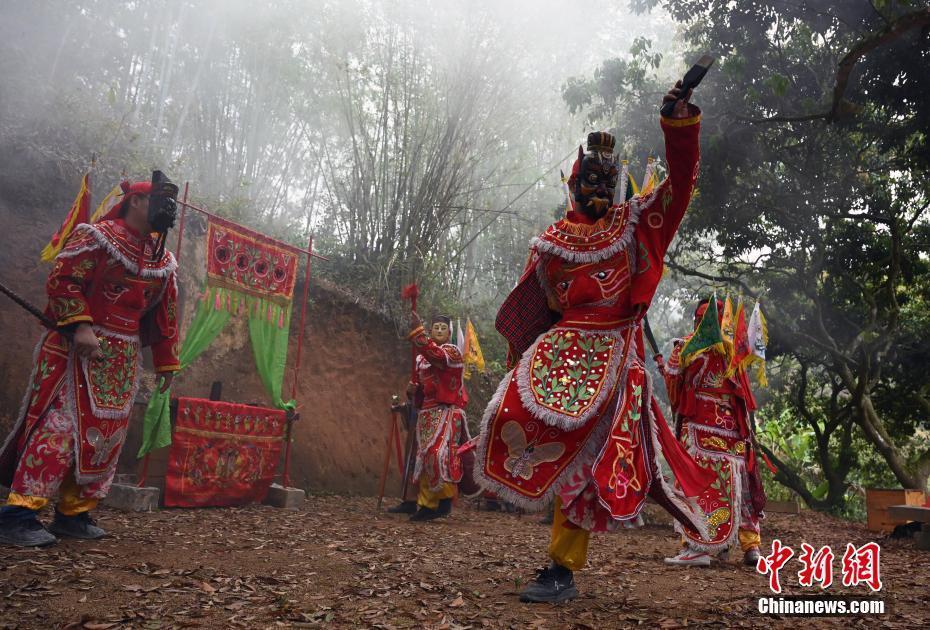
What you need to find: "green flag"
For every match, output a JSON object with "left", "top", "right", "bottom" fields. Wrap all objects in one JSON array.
[{"left": 680, "top": 294, "right": 726, "bottom": 367}]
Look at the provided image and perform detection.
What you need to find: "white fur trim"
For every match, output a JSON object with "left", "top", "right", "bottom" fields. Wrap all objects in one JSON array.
[
  {"left": 515, "top": 326, "right": 630, "bottom": 431},
  {"left": 640, "top": 367, "right": 712, "bottom": 541},
  {"left": 414, "top": 406, "right": 465, "bottom": 491},
  {"left": 473, "top": 368, "right": 619, "bottom": 513},
  {"left": 529, "top": 196, "right": 646, "bottom": 264},
  {"left": 79, "top": 331, "right": 142, "bottom": 420},
  {"left": 57, "top": 223, "right": 177, "bottom": 278},
  {"left": 673, "top": 450, "right": 745, "bottom": 554}
]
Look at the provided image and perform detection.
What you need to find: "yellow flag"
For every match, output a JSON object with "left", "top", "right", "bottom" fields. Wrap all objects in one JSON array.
[
  {"left": 90, "top": 184, "right": 122, "bottom": 223},
  {"left": 640, "top": 157, "right": 659, "bottom": 196},
  {"left": 628, "top": 167, "right": 640, "bottom": 196},
  {"left": 41, "top": 173, "right": 91, "bottom": 262},
  {"left": 463, "top": 318, "right": 485, "bottom": 379}
]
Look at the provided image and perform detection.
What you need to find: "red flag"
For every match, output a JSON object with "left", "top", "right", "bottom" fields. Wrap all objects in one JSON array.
[
  {"left": 728, "top": 298, "right": 750, "bottom": 375},
  {"left": 41, "top": 172, "right": 91, "bottom": 262}
]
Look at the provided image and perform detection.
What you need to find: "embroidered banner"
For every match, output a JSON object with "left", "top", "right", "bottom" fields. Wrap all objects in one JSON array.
[
  {"left": 164, "top": 397, "right": 286, "bottom": 508},
  {"left": 206, "top": 216, "right": 298, "bottom": 304}
]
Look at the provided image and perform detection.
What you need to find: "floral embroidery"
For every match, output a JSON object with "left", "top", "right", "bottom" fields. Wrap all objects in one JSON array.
[
  {"left": 608, "top": 383, "right": 644, "bottom": 498},
  {"left": 87, "top": 336, "right": 138, "bottom": 412},
  {"left": 70, "top": 258, "right": 96, "bottom": 280},
  {"left": 29, "top": 358, "right": 54, "bottom": 408},
  {"left": 529, "top": 330, "right": 613, "bottom": 416},
  {"left": 51, "top": 297, "right": 86, "bottom": 320}
]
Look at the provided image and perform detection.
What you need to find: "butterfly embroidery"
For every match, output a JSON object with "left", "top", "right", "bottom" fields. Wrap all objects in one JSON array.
[
  {"left": 85, "top": 427, "right": 127, "bottom": 466},
  {"left": 501, "top": 421, "right": 565, "bottom": 481}
]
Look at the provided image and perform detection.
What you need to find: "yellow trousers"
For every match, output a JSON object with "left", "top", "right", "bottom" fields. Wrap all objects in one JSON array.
[
  {"left": 417, "top": 477, "right": 455, "bottom": 510},
  {"left": 738, "top": 528, "right": 761, "bottom": 552},
  {"left": 5, "top": 470, "right": 99, "bottom": 516},
  {"left": 547, "top": 498, "right": 590, "bottom": 571}
]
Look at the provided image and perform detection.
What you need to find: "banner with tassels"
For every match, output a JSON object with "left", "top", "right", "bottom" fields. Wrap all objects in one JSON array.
[
  {"left": 206, "top": 215, "right": 298, "bottom": 310},
  {"left": 139, "top": 216, "right": 299, "bottom": 457}
]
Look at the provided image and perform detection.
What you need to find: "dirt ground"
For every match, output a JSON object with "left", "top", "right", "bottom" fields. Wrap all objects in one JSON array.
[{"left": 0, "top": 496, "right": 926, "bottom": 629}]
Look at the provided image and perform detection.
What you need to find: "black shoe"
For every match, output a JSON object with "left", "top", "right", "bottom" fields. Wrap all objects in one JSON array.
[
  {"left": 519, "top": 563, "right": 578, "bottom": 603},
  {"left": 409, "top": 507, "right": 443, "bottom": 522},
  {"left": 436, "top": 498, "right": 452, "bottom": 516},
  {"left": 48, "top": 511, "right": 106, "bottom": 540},
  {"left": 0, "top": 512, "right": 58, "bottom": 547},
  {"left": 387, "top": 501, "right": 418, "bottom": 514}
]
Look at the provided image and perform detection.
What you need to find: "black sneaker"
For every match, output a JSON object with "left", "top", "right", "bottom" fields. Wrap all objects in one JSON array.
[
  {"left": 48, "top": 511, "right": 106, "bottom": 540},
  {"left": 387, "top": 501, "right": 418, "bottom": 514},
  {"left": 409, "top": 507, "right": 443, "bottom": 522},
  {"left": 436, "top": 498, "right": 452, "bottom": 516},
  {"left": 519, "top": 563, "right": 578, "bottom": 603},
  {"left": 0, "top": 514, "right": 58, "bottom": 547}
]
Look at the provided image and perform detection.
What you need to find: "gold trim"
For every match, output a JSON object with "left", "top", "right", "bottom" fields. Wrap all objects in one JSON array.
[
  {"left": 560, "top": 316, "right": 636, "bottom": 327},
  {"left": 660, "top": 113, "right": 702, "bottom": 128},
  {"left": 176, "top": 426, "right": 284, "bottom": 442},
  {"left": 155, "top": 364, "right": 181, "bottom": 373},
  {"left": 58, "top": 314, "right": 93, "bottom": 327}
]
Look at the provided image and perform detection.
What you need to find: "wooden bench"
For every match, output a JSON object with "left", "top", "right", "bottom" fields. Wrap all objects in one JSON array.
[{"left": 887, "top": 505, "right": 930, "bottom": 551}]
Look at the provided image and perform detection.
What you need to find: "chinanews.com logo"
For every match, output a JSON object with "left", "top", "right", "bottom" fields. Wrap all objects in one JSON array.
[{"left": 755, "top": 539, "right": 885, "bottom": 617}]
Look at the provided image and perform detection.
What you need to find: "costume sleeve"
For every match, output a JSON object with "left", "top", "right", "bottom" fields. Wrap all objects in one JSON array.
[
  {"left": 630, "top": 105, "right": 701, "bottom": 308},
  {"left": 150, "top": 272, "right": 181, "bottom": 373},
  {"left": 407, "top": 327, "right": 463, "bottom": 368},
  {"left": 45, "top": 229, "right": 101, "bottom": 328}
]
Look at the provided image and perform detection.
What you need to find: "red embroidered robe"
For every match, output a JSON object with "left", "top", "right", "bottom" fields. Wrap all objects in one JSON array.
[
  {"left": 475, "top": 110, "right": 715, "bottom": 533},
  {"left": 0, "top": 219, "right": 180, "bottom": 491},
  {"left": 409, "top": 328, "right": 468, "bottom": 491},
  {"left": 663, "top": 338, "right": 766, "bottom": 550}
]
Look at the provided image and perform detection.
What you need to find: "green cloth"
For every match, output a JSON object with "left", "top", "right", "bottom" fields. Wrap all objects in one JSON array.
[
  {"left": 138, "top": 287, "right": 231, "bottom": 457},
  {"left": 248, "top": 300, "right": 296, "bottom": 412},
  {"left": 138, "top": 285, "right": 296, "bottom": 457},
  {"left": 679, "top": 294, "right": 725, "bottom": 368}
]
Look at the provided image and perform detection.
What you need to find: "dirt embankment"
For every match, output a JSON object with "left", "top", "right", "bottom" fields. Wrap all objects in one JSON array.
[{"left": 0, "top": 158, "right": 468, "bottom": 496}]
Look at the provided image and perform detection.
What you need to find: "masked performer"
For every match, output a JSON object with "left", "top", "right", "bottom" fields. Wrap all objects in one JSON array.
[
  {"left": 0, "top": 178, "right": 180, "bottom": 547},
  {"left": 657, "top": 298, "right": 765, "bottom": 567},
  {"left": 475, "top": 82, "right": 713, "bottom": 603},
  {"left": 406, "top": 313, "right": 468, "bottom": 521}
]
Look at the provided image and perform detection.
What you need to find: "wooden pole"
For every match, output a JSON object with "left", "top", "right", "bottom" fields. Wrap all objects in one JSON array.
[
  {"left": 175, "top": 181, "right": 189, "bottom": 260},
  {"left": 376, "top": 411, "right": 399, "bottom": 511},
  {"left": 281, "top": 235, "right": 314, "bottom": 488}
]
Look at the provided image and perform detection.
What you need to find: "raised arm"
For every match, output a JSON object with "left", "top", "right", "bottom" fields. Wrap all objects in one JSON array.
[
  {"left": 630, "top": 83, "right": 702, "bottom": 309},
  {"left": 408, "top": 325, "right": 463, "bottom": 369}
]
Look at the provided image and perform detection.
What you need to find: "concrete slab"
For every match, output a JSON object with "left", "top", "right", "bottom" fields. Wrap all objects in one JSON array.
[
  {"left": 264, "top": 483, "right": 306, "bottom": 510},
  {"left": 103, "top": 483, "right": 160, "bottom": 512}
]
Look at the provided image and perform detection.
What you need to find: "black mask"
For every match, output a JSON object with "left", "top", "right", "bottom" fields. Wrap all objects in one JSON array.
[
  {"left": 148, "top": 170, "right": 179, "bottom": 260},
  {"left": 573, "top": 147, "right": 619, "bottom": 220}
]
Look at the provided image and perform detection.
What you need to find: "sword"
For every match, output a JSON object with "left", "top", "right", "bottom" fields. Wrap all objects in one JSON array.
[
  {"left": 0, "top": 280, "right": 69, "bottom": 338},
  {"left": 642, "top": 314, "right": 683, "bottom": 436},
  {"left": 643, "top": 315, "right": 661, "bottom": 357}
]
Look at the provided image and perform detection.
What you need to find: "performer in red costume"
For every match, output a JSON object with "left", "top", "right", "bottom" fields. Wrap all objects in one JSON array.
[
  {"left": 475, "top": 81, "right": 713, "bottom": 603},
  {"left": 405, "top": 313, "right": 468, "bottom": 521},
  {"left": 658, "top": 298, "right": 765, "bottom": 567},
  {"left": 0, "top": 179, "right": 180, "bottom": 547}
]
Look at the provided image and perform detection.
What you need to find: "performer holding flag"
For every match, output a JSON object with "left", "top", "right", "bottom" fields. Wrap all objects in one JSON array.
[
  {"left": 656, "top": 295, "right": 767, "bottom": 567},
  {"left": 0, "top": 173, "right": 181, "bottom": 547}
]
